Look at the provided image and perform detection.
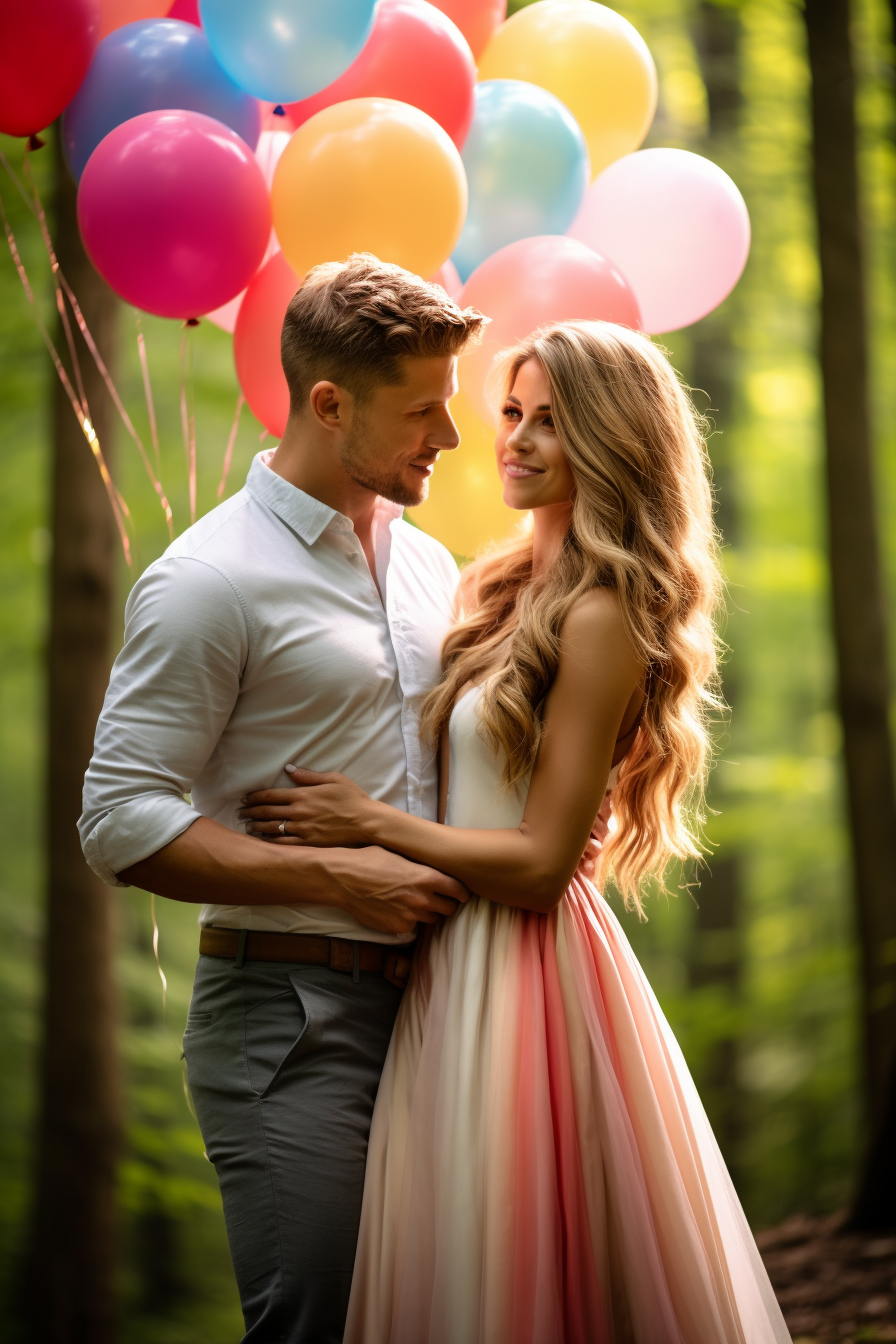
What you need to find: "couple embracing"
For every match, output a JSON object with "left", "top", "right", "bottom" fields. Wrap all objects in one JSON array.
[{"left": 80, "top": 255, "right": 790, "bottom": 1344}]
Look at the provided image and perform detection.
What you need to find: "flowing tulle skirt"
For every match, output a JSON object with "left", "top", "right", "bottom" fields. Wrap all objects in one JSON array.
[{"left": 345, "top": 876, "right": 791, "bottom": 1344}]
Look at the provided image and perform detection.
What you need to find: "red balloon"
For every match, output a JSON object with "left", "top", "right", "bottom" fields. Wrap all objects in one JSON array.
[
  {"left": 78, "top": 110, "right": 271, "bottom": 319},
  {"left": 167, "top": 0, "right": 200, "bottom": 22},
  {"left": 459, "top": 235, "right": 642, "bottom": 422},
  {"left": 284, "top": 0, "right": 476, "bottom": 149},
  {"left": 0, "top": 0, "right": 100, "bottom": 137},
  {"left": 431, "top": 0, "right": 505, "bottom": 60},
  {"left": 234, "top": 251, "right": 302, "bottom": 438}
]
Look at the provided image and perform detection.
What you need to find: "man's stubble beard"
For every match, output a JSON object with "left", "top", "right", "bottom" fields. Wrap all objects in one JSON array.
[{"left": 340, "top": 418, "right": 429, "bottom": 509}]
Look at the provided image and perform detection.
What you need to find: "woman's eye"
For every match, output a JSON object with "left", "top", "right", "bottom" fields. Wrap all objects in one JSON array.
[
  {"left": 502, "top": 405, "right": 521, "bottom": 420},
  {"left": 542, "top": 415, "right": 554, "bottom": 430}
]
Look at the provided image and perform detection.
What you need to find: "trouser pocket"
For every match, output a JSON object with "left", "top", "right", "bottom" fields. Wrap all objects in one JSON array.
[{"left": 244, "top": 985, "right": 309, "bottom": 1097}]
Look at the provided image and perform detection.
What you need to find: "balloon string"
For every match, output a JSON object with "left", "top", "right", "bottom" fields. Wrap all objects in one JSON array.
[
  {"left": 0, "top": 187, "right": 132, "bottom": 566},
  {"left": 218, "top": 391, "right": 245, "bottom": 500},
  {"left": 136, "top": 319, "right": 162, "bottom": 474},
  {"left": 180, "top": 326, "right": 197, "bottom": 524},
  {"left": 2, "top": 144, "right": 174, "bottom": 540},
  {"left": 150, "top": 891, "right": 182, "bottom": 1055}
]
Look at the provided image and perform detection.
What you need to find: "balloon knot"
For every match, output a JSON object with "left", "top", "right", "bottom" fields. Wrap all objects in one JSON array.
[
  {"left": 28, "top": 134, "right": 45, "bottom": 151},
  {"left": 273, "top": 105, "right": 286, "bottom": 116},
  {"left": 185, "top": 317, "right": 200, "bottom": 327}
]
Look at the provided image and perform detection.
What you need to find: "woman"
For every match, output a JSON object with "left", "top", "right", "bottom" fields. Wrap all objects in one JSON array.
[{"left": 242, "top": 321, "right": 791, "bottom": 1343}]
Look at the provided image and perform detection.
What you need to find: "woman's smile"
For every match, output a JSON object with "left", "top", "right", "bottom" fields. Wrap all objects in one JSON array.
[{"left": 503, "top": 458, "right": 545, "bottom": 478}]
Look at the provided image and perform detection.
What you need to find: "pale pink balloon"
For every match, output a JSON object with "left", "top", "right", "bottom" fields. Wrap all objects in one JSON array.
[
  {"left": 459, "top": 235, "right": 642, "bottom": 423},
  {"left": 430, "top": 258, "right": 463, "bottom": 299},
  {"left": 569, "top": 147, "right": 750, "bottom": 335},
  {"left": 204, "top": 127, "right": 291, "bottom": 331}
]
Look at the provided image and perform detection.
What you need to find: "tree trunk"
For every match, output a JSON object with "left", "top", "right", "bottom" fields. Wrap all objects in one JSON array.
[
  {"left": 803, "top": 0, "right": 896, "bottom": 1228},
  {"left": 24, "top": 131, "right": 122, "bottom": 1341}
]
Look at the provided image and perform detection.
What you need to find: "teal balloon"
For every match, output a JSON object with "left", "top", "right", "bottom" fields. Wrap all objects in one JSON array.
[
  {"left": 452, "top": 80, "right": 590, "bottom": 282},
  {"left": 199, "top": 0, "right": 376, "bottom": 104}
]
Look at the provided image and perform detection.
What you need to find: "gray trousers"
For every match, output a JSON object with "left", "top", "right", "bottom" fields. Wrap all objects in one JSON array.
[{"left": 183, "top": 951, "right": 403, "bottom": 1343}]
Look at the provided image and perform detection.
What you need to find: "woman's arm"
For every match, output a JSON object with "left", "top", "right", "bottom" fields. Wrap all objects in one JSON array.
[{"left": 242, "top": 590, "right": 642, "bottom": 913}]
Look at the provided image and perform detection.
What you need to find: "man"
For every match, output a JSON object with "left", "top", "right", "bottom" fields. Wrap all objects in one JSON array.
[{"left": 79, "top": 255, "right": 486, "bottom": 1342}]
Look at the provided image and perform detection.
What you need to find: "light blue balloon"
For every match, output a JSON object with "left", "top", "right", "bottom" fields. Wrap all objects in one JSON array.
[
  {"left": 62, "top": 20, "right": 261, "bottom": 182},
  {"left": 200, "top": 0, "right": 377, "bottom": 104},
  {"left": 452, "top": 80, "right": 590, "bottom": 283}
]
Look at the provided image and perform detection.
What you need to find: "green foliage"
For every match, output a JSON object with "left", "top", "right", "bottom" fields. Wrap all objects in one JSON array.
[{"left": 1, "top": 0, "right": 895, "bottom": 1334}]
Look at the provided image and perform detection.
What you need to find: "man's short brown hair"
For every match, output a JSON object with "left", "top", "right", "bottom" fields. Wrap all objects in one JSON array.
[{"left": 280, "top": 253, "right": 486, "bottom": 412}]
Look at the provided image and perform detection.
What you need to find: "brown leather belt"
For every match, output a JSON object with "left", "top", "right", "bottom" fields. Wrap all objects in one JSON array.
[{"left": 199, "top": 925, "right": 413, "bottom": 988}]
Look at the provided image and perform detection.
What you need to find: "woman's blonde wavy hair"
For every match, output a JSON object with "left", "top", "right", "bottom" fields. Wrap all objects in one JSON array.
[{"left": 422, "top": 320, "right": 724, "bottom": 911}]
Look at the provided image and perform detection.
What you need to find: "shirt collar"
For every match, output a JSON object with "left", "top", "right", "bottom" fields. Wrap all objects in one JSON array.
[{"left": 245, "top": 450, "right": 403, "bottom": 546}]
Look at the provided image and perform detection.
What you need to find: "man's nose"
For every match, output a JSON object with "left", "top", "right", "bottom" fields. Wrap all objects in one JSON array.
[{"left": 431, "top": 405, "right": 461, "bottom": 452}]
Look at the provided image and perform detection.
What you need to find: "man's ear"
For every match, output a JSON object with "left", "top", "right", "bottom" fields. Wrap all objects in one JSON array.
[{"left": 309, "top": 380, "right": 350, "bottom": 431}]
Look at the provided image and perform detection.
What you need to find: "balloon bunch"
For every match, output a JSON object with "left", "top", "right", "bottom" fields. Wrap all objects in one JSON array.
[{"left": 1, "top": 0, "right": 751, "bottom": 554}]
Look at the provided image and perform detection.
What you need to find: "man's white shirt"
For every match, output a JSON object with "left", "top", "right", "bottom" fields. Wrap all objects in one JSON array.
[{"left": 79, "top": 451, "right": 460, "bottom": 944}]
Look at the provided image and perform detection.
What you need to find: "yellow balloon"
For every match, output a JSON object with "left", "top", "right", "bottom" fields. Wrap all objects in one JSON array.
[
  {"left": 411, "top": 392, "right": 524, "bottom": 558},
  {"left": 478, "top": 1, "right": 657, "bottom": 180},
  {"left": 272, "top": 98, "right": 468, "bottom": 279}
]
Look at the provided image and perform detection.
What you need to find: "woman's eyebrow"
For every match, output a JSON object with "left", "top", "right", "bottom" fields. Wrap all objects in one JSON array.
[{"left": 505, "top": 394, "right": 552, "bottom": 410}]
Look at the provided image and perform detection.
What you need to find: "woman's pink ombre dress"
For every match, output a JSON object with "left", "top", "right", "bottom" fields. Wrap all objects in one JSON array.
[{"left": 345, "top": 688, "right": 791, "bottom": 1344}]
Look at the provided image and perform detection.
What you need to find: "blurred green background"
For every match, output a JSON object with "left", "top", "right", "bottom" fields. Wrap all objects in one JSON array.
[{"left": 1, "top": 0, "right": 895, "bottom": 1338}]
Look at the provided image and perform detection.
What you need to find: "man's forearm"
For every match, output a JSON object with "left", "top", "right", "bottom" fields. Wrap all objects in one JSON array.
[{"left": 119, "top": 816, "right": 348, "bottom": 907}]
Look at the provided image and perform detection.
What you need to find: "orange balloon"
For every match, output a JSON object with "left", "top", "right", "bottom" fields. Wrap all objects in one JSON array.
[
  {"left": 430, "top": 0, "right": 506, "bottom": 60},
  {"left": 234, "top": 251, "right": 302, "bottom": 438},
  {"left": 99, "top": 0, "right": 169, "bottom": 38},
  {"left": 271, "top": 98, "right": 467, "bottom": 280},
  {"left": 411, "top": 391, "right": 522, "bottom": 558}
]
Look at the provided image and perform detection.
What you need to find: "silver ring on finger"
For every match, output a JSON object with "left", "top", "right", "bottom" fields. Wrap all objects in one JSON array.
[{"left": 279, "top": 821, "right": 287, "bottom": 835}]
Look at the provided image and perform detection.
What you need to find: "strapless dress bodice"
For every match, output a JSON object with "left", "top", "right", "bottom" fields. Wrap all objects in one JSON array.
[
  {"left": 444, "top": 684, "right": 621, "bottom": 831},
  {"left": 444, "top": 687, "right": 529, "bottom": 830}
]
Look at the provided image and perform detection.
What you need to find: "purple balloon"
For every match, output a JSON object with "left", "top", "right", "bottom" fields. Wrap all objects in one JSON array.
[
  {"left": 77, "top": 109, "right": 271, "bottom": 319},
  {"left": 63, "top": 19, "right": 262, "bottom": 181}
]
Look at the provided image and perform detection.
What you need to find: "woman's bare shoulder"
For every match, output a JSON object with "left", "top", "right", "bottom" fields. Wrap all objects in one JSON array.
[
  {"left": 563, "top": 586, "right": 627, "bottom": 637},
  {"left": 560, "top": 588, "right": 642, "bottom": 678}
]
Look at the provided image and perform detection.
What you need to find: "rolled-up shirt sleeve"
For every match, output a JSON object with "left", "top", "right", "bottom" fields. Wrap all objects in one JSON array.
[{"left": 79, "top": 556, "right": 250, "bottom": 886}]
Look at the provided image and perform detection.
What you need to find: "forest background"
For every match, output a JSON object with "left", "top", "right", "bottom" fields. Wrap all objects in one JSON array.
[{"left": 0, "top": 0, "right": 894, "bottom": 1339}]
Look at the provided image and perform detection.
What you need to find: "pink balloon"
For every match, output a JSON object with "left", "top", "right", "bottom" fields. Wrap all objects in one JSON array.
[
  {"left": 260, "top": 102, "right": 297, "bottom": 132},
  {"left": 284, "top": 0, "right": 476, "bottom": 149},
  {"left": 234, "top": 251, "right": 302, "bottom": 438},
  {"left": 431, "top": 258, "right": 463, "bottom": 299},
  {"left": 569, "top": 148, "right": 750, "bottom": 334},
  {"left": 0, "top": 0, "right": 100, "bottom": 137},
  {"left": 459, "top": 235, "right": 642, "bottom": 422},
  {"left": 78, "top": 109, "right": 270, "bottom": 319}
]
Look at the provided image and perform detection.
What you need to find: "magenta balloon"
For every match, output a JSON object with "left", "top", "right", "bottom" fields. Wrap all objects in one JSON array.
[
  {"left": 77, "top": 109, "right": 271, "bottom": 319},
  {"left": 569, "top": 148, "right": 750, "bottom": 334},
  {"left": 459, "top": 235, "right": 642, "bottom": 423}
]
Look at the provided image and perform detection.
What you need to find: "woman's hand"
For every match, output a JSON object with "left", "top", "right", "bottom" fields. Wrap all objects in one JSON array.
[
  {"left": 577, "top": 789, "right": 613, "bottom": 881},
  {"left": 239, "top": 766, "right": 378, "bottom": 847}
]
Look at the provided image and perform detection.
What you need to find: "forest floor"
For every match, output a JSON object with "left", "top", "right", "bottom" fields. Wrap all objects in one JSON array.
[{"left": 758, "top": 1213, "right": 896, "bottom": 1342}]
